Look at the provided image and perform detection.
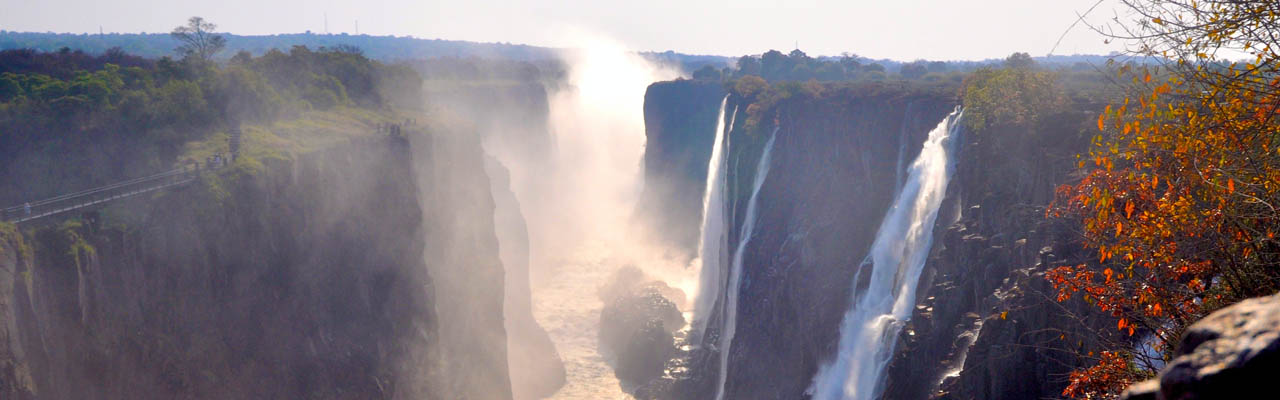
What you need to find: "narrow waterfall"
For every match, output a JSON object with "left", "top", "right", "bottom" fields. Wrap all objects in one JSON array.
[
  {"left": 690, "top": 95, "right": 733, "bottom": 344},
  {"left": 893, "top": 102, "right": 915, "bottom": 194},
  {"left": 808, "top": 107, "right": 964, "bottom": 400},
  {"left": 714, "top": 129, "right": 778, "bottom": 400}
]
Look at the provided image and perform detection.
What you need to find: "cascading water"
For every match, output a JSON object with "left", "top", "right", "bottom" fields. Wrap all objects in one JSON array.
[
  {"left": 690, "top": 95, "right": 732, "bottom": 344},
  {"left": 713, "top": 129, "right": 778, "bottom": 400},
  {"left": 893, "top": 102, "right": 915, "bottom": 194},
  {"left": 808, "top": 107, "right": 964, "bottom": 400}
]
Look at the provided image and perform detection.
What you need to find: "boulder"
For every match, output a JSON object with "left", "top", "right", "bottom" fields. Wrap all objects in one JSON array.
[
  {"left": 1121, "top": 292, "right": 1280, "bottom": 400},
  {"left": 598, "top": 266, "right": 686, "bottom": 387}
]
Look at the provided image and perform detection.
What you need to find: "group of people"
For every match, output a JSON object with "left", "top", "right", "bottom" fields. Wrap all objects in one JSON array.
[{"left": 201, "top": 153, "right": 231, "bottom": 170}]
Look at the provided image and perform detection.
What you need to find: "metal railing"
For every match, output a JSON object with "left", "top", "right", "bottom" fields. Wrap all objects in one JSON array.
[{"left": 2, "top": 165, "right": 200, "bottom": 223}]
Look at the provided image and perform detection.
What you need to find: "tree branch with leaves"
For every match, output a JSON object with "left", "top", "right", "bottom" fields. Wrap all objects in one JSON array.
[
  {"left": 171, "top": 16, "right": 226, "bottom": 62},
  {"left": 1048, "top": 1, "right": 1280, "bottom": 398}
]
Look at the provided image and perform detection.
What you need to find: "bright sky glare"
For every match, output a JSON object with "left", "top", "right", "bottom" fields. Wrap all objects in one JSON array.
[{"left": 0, "top": 0, "right": 1126, "bottom": 60}]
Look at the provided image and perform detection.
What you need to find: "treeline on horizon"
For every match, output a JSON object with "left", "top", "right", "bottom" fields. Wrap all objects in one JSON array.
[
  {"left": 692, "top": 48, "right": 1113, "bottom": 86},
  {"left": 0, "top": 43, "right": 423, "bottom": 205},
  {"left": 0, "top": 30, "right": 1118, "bottom": 76},
  {"left": 0, "top": 31, "right": 560, "bottom": 63}
]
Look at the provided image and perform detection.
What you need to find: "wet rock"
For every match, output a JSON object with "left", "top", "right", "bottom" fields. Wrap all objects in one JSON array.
[
  {"left": 1119, "top": 379, "right": 1160, "bottom": 400},
  {"left": 598, "top": 267, "right": 686, "bottom": 387},
  {"left": 1121, "top": 292, "right": 1280, "bottom": 400}
]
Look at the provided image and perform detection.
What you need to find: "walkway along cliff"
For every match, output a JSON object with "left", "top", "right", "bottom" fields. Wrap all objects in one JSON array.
[{"left": 0, "top": 127, "right": 519, "bottom": 399}]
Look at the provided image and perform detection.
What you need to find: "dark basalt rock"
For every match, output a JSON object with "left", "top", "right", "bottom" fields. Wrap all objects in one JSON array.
[
  {"left": 598, "top": 266, "right": 687, "bottom": 387},
  {"left": 1120, "top": 292, "right": 1280, "bottom": 400},
  {"left": 635, "top": 80, "right": 727, "bottom": 255}
]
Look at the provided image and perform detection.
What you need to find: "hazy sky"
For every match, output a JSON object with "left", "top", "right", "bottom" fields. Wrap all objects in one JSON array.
[{"left": 0, "top": 0, "right": 1125, "bottom": 60}]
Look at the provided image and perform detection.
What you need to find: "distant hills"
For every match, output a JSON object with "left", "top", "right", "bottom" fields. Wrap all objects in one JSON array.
[{"left": 0, "top": 31, "right": 1117, "bottom": 72}]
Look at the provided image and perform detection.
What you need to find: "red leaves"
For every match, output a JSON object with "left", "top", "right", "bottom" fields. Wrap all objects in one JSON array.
[
  {"left": 1117, "top": 318, "right": 1136, "bottom": 336},
  {"left": 1062, "top": 351, "right": 1142, "bottom": 399},
  {"left": 1048, "top": 2, "right": 1280, "bottom": 398}
]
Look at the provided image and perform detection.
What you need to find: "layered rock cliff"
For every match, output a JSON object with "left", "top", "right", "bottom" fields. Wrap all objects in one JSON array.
[
  {"left": 640, "top": 81, "right": 958, "bottom": 398},
  {"left": 636, "top": 80, "right": 728, "bottom": 254},
  {"left": 640, "top": 80, "right": 1107, "bottom": 400},
  {"left": 707, "top": 88, "right": 955, "bottom": 399},
  {"left": 0, "top": 130, "right": 515, "bottom": 399},
  {"left": 885, "top": 106, "right": 1103, "bottom": 400}
]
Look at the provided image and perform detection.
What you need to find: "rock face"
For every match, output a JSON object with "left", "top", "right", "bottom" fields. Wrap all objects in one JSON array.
[
  {"left": 485, "top": 156, "right": 566, "bottom": 399},
  {"left": 885, "top": 109, "right": 1104, "bottom": 400},
  {"left": 0, "top": 132, "right": 514, "bottom": 399},
  {"left": 597, "top": 266, "right": 686, "bottom": 388},
  {"left": 0, "top": 224, "right": 35, "bottom": 399},
  {"left": 640, "top": 80, "right": 1112, "bottom": 400},
  {"left": 714, "top": 90, "right": 954, "bottom": 399},
  {"left": 1120, "top": 293, "right": 1280, "bottom": 400},
  {"left": 411, "top": 132, "right": 514, "bottom": 400},
  {"left": 636, "top": 80, "right": 727, "bottom": 254},
  {"left": 880, "top": 107, "right": 1111, "bottom": 397},
  {"left": 426, "top": 80, "right": 566, "bottom": 398},
  {"left": 641, "top": 82, "right": 956, "bottom": 399}
]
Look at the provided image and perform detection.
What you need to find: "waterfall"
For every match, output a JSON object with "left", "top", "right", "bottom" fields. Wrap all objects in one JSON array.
[
  {"left": 690, "top": 95, "right": 732, "bottom": 344},
  {"left": 808, "top": 107, "right": 964, "bottom": 400},
  {"left": 713, "top": 129, "right": 778, "bottom": 400},
  {"left": 893, "top": 102, "right": 915, "bottom": 194}
]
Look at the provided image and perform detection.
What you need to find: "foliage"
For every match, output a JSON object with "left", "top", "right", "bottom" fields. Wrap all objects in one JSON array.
[
  {"left": 731, "top": 75, "right": 768, "bottom": 99},
  {"left": 171, "top": 17, "right": 226, "bottom": 62},
  {"left": 692, "top": 65, "right": 722, "bottom": 81},
  {"left": 0, "top": 23, "right": 423, "bottom": 206},
  {"left": 1047, "top": 1, "right": 1280, "bottom": 398},
  {"left": 727, "top": 49, "right": 923, "bottom": 83},
  {"left": 962, "top": 54, "right": 1066, "bottom": 130},
  {"left": 738, "top": 78, "right": 960, "bottom": 133}
]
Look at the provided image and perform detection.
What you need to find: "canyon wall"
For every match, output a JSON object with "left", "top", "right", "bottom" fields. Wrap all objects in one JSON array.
[
  {"left": 641, "top": 81, "right": 1106, "bottom": 399},
  {"left": 637, "top": 80, "right": 728, "bottom": 254},
  {"left": 892, "top": 105, "right": 1105, "bottom": 400},
  {"left": 0, "top": 131, "right": 514, "bottom": 399},
  {"left": 641, "top": 81, "right": 955, "bottom": 398}
]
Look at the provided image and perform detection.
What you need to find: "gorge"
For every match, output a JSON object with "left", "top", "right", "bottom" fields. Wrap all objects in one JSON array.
[
  {"left": 3, "top": 20, "right": 1279, "bottom": 400},
  {"left": 0, "top": 62, "right": 1122, "bottom": 399}
]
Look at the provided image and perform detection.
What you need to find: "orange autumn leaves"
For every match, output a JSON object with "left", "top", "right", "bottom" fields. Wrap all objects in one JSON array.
[
  {"left": 1044, "top": 2, "right": 1280, "bottom": 398},
  {"left": 1061, "top": 351, "right": 1145, "bottom": 399},
  {"left": 1046, "top": 61, "right": 1280, "bottom": 397}
]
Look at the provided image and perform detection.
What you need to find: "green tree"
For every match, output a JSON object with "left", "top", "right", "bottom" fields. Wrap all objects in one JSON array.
[
  {"left": 1004, "top": 52, "right": 1036, "bottom": 69},
  {"left": 171, "top": 17, "right": 226, "bottom": 61},
  {"left": 692, "top": 65, "right": 721, "bottom": 81},
  {"left": 962, "top": 64, "right": 1063, "bottom": 130},
  {"left": 900, "top": 61, "right": 928, "bottom": 79}
]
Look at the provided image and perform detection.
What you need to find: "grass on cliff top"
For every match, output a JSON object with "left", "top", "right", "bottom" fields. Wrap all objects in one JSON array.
[
  {"left": 179, "top": 106, "right": 425, "bottom": 168},
  {"left": 0, "top": 221, "right": 33, "bottom": 260}
]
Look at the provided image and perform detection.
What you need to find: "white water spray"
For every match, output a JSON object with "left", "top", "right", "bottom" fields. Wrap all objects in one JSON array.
[
  {"left": 808, "top": 107, "right": 964, "bottom": 400},
  {"left": 481, "top": 34, "right": 683, "bottom": 399},
  {"left": 713, "top": 129, "right": 778, "bottom": 400},
  {"left": 690, "top": 95, "right": 732, "bottom": 344}
]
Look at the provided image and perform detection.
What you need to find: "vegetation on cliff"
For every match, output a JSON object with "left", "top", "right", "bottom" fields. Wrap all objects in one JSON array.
[
  {"left": 0, "top": 20, "right": 422, "bottom": 205},
  {"left": 1046, "top": 1, "right": 1280, "bottom": 398}
]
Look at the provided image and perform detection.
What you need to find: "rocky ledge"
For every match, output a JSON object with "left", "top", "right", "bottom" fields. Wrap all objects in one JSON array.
[{"left": 1121, "top": 292, "right": 1280, "bottom": 400}]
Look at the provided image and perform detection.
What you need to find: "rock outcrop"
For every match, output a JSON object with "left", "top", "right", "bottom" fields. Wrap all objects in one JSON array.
[
  {"left": 639, "top": 80, "right": 1117, "bottom": 400},
  {"left": 1120, "top": 293, "right": 1280, "bottom": 400},
  {"left": 598, "top": 266, "right": 686, "bottom": 388},
  {"left": 636, "top": 80, "right": 727, "bottom": 255},
  {"left": 709, "top": 88, "right": 955, "bottom": 400},
  {"left": 485, "top": 156, "right": 566, "bottom": 399},
  {"left": 0, "top": 131, "right": 515, "bottom": 399},
  {"left": 884, "top": 108, "right": 1105, "bottom": 400},
  {"left": 640, "top": 81, "right": 957, "bottom": 399}
]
